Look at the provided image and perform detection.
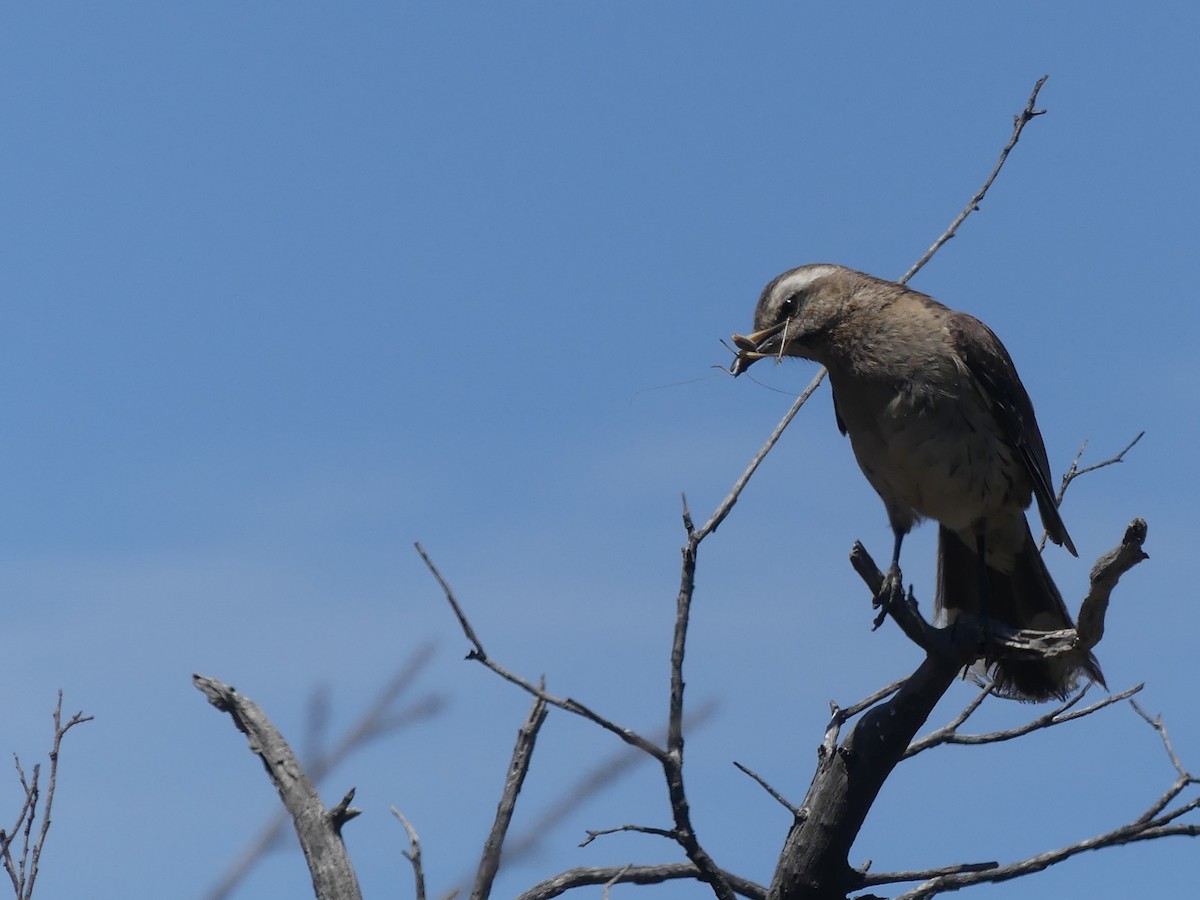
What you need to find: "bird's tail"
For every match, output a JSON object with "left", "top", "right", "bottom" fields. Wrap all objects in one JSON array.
[{"left": 936, "top": 524, "right": 1104, "bottom": 702}]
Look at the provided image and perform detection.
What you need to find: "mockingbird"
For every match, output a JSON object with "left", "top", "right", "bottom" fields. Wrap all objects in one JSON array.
[{"left": 731, "top": 263, "right": 1102, "bottom": 701}]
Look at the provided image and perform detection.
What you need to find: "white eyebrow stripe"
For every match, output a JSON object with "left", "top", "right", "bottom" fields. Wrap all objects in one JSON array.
[{"left": 769, "top": 265, "right": 842, "bottom": 302}]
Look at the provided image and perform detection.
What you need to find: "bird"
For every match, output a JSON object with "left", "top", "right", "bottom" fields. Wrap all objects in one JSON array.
[{"left": 730, "top": 263, "right": 1102, "bottom": 701}]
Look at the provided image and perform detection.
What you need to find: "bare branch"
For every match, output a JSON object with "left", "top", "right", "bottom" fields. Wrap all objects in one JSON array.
[
  {"left": 772, "top": 516, "right": 1146, "bottom": 896},
  {"left": 821, "top": 677, "right": 907, "bottom": 761},
  {"left": 415, "top": 542, "right": 488, "bottom": 658},
  {"left": 516, "top": 864, "right": 767, "bottom": 900},
  {"left": 1, "top": 759, "right": 35, "bottom": 895},
  {"left": 601, "top": 865, "right": 632, "bottom": 900},
  {"left": 1039, "top": 430, "right": 1145, "bottom": 550},
  {"left": 861, "top": 859, "right": 999, "bottom": 888},
  {"left": 1058, "top": 431, "right": 1145, "bottom": 505},
  {"left": 204, "top": 646, "right": 443, "bottom": 900},
  {"left": 421, "top": 507, "right": 735, "bottom": 898},
  {"left": 193, "top": 674, "right": 363, "bottom": 900},
  {"left": 1128, "top": 700, "right": 1200, "bottom": 827},
  {"left": 903, "top": 684, "right": 993, "bottom": 756},
  {"left": 417, "top": 543, "right": 666, "bottom": 762},
  {"left": 1130, "top": 699, "right": 1192, "bottom": 781},
  {"left": 849, "top": 542, "right": 951, "bottom": 654},
  {"left": 882, "top": 701, "right": 1198, "bottom": 898},
  {"left": 493, "top": 700, "right": 717, "bottom": 876},
  {"left": 892, "top": 814, "right": 1199, "bottom": 900},
  {"left": 0, "top": 692, "right": 92, "bottom": 900},
  {"left": 906, "top": 683, "right": 1143, "bottom": 758},
  {"left": 472, "top": 692, "right": 550, "bottom": 900},
  {"left": 732, "top": 762, "right": 801, "bottom": 818},
  {"left": 1076, "top": 517, "right": 1148, "bottom": 651},
  {"left": 392, "top": 808, "right": 427, "bottom": 900},
  {"left": 900, "top": 75, "right": 1050, "bottom": 285},
  {"left": 852, "top": 520, "right": 1146, "bottom": 693},
  {"left": 579, "top": 824, "right": 676, "bottom": 848},
  {"left": 701, "top": 367, "right": 827, "bottom": 538}
]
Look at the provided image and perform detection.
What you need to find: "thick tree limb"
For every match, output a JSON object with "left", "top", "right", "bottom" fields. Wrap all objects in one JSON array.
[
  {"left": 203, "top": 646, "right": 443, "bottom": 900},
  {"left": 193, "top": 674, "right": 362, "bottom": 900},
  {"left": 768, "top": 517, "right": 1146, "bottom": 899}
]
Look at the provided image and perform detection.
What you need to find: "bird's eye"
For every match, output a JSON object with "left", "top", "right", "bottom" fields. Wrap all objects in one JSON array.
[{"left": 780, "top": 296, "right": 798, "bottom": 317}]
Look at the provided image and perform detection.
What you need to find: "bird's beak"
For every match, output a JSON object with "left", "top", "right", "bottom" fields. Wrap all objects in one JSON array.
[{"left": 728, "top": 322, "right": 787, "bottom": 376}]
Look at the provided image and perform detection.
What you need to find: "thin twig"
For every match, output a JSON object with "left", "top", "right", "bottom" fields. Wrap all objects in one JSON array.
[
  {"left": 420, "top": 528, "right": 736, "bottom": 900},
  {"left": 487, "top": 699, "right": 718, "bottom": 881},
  {"left": 417, "top": 544, "right": 666, "bottom": 761},
  {"left": 415, "top": 543, "right": 487, "bottom": 658},
  {"left": 884, "top": 701, "right": 1198, "bottom": 898},
  {"left": 516, "top": 864, "right": 767, "bottom": 900},
  {"left": 732, "top": 762, "right": 801, "bottom": 818},
  {"left": 601, "top": 865, "right": 633, "bottom": 900},
  {"left": 1130, "top": 699, "right": 1191, "bottom": 779},
  {"left": 579, "top": 824, "right": 676, "bottom": 848},
  {"left": 905, "top": 684, "right": 1142, "bottom": 758},
  {"left": 0, "top": 693, "right": 92, "bottom": 900},
  {"left": 861, "top": 860, "right": 999, "bottom": 888},
  {"left": 1039, "top": 430, "right": 1145, "bottom": 550},
  {"left": 392, "top": 808, "right": 427, "bottom": 900},
  {"left": 900, "top": 75, "right": 1050, "bottom": 285},
  {"left": 1059, "top": 431, "right": 1145, "bottom": 505},
  {"left": 697, "top": 367, "right": 827, "bottom": 540}
]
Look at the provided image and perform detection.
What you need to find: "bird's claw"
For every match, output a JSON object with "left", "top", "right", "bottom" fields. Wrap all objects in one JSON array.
[{"left": 872, "top": 565, "right": 905, "bottom": 630}]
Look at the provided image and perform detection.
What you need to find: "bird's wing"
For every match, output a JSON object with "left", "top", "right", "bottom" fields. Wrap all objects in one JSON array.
[
  {"left": 830, "top": 383, "right": 848, "bottom": 436},
  {"left": 946, "top": 314, "right": 1077, "bottom": 556}
]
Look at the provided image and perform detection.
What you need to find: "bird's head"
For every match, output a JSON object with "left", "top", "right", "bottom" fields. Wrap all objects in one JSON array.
[{"left": 729, "top": 263, "right": 858, "bottom": 375}]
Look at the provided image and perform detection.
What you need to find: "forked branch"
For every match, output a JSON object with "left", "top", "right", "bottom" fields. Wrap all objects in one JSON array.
[{"left": 0, "top": 693, "right": 92, "bottom": 900}]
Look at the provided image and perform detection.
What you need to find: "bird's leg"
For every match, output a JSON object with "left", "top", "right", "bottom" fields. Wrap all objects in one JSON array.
[
  {"left": 873, "top": 527, "right": 907, "bottom": 627},
  {"left": 974, "top": 527, "right": 990, "bottom": 624}
]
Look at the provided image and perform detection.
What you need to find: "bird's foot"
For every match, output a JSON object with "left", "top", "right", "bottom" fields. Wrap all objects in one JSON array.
[{"left": 872, "top": 564, "right": 905, "bottom": 630}]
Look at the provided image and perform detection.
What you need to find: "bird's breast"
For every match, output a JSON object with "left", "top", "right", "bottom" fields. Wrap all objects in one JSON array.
[{"left": 829, "top": 368, "right": 1029, "bottom": 533}]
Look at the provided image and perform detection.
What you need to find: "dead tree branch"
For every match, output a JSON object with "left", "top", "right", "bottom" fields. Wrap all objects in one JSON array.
[
  {"left": 420, "top": 540, "right": 741, "bottom": 900},
  {"left": 417, "top": 544, "right": 664, "bottom": 762},
  {"left": 768, "top": 517, "right": 1146, "bottom": 899},
  {"left": 1039, "top": 430, "right": 1145, "bottom": 550},
  {"left": 900, "top": 74, "right": 1049, "bottom": 285},
  {"left": 1058, "top": 431, "right": 1145, "bottom": 506},
  {"left": 1076, "top": 517, "right": 1149, "bottom": 652},
  {"left": 884, "top": 700, "right": 1198, "bottom": 899},
  {"left": 472, "top": 692, "right": 549, "bottom": 900},
  {"left": 194, "top": 674, "right": 363, "bottom": 900},
  {"left": 494, "top": 699, "right": 718, "bottom": 874},
  {"left": 203, "top": 645, "right": 444, "bottom": 900},
  {"left": 392, "top": 808, "right": 428, "bottom": 900},
  {"left": 0, "top": 693, "right": 92, "bottom": 900},
  {"left": 515, "top": 864, "right": 767, "bottom": 900},
  {"left": 905, "top": 683, "right": 1143, "bottom": 758}
]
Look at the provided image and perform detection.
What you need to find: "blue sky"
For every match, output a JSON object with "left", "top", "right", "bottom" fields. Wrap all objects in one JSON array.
[{"left": 2, "top": 4, "right": 1197, "bottom": 898}]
